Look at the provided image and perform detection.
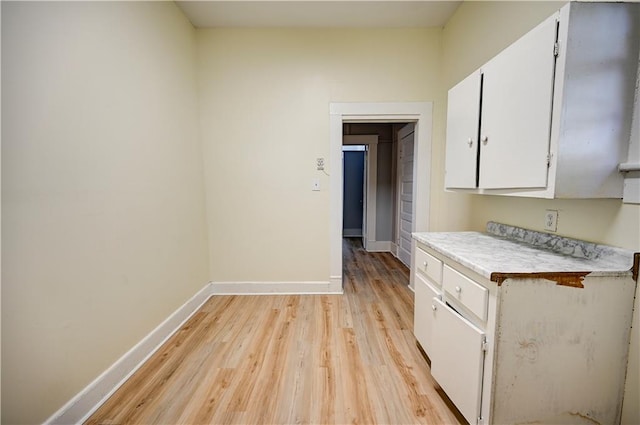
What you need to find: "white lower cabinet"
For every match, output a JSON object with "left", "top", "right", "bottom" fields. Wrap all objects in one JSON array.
[
  {"left": 412, "top": 242, "right": 636, "bottom": 425},
  {"left": 430, "top": 298, "right": 486, "bottom": 425},
  {"left": 414, "top": 245, "right": 493, "bottom": 424}
]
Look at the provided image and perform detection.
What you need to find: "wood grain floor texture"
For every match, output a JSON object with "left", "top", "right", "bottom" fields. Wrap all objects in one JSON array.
[{"left": 87, "top": 238, "right": 464, "bottom": 425}]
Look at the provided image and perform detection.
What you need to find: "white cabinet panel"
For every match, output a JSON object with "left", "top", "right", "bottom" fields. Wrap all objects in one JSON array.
[
  {"left": 444, "top": 16, "right": 557, "bottom": 192},
  {"left": 413, "top": 273, "right": 439, "bottom": 355},
  {"left": 552, "top": 2, "right": 640, "bottom": 198},
  {"left": 430, "top": 298, "right": 485, "bottom": 425},
  {"left": 445, "top": 71, "right": 481, "bottom": 189},
  {"left": 479, "top": 15, "right": 557, "bottom": 189}
]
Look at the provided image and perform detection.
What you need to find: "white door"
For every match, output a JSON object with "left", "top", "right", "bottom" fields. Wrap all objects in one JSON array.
[
  {"left": 397, "top": 124, "right": 414, "bottom": 268},
  {"left": 479, "top": 15, "right": 557, "bottom": 189},
  {"left": 445, "top": 70, "right": 482, "bottom": 189},
  {"left": 414, "top": 273, "right": 440, "bottom": 356},
  {"left": 430, "top": 298, "right": 486, "bottom": 425}
]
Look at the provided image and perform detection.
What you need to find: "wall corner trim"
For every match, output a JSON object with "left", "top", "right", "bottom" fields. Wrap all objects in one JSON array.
[{"left": 43, "top": 282, "right": 214, "bottom": 425}]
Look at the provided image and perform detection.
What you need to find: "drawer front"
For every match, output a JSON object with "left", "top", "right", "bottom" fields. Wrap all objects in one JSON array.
[
  {"left": 414, "top": 273, "right": 441, "bottom": 356},
  {"left": 431, "top": 298, "right": 485, "bottom": 425},
  {"left": 414, "top": 247, "right": 443, "bottom": 284},
  {"left": 443, "top": 265, "right": 488, "bottom": 321}
]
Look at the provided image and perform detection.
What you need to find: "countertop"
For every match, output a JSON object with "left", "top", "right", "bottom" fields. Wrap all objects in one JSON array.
[{"left": 412, "top": 222, "right": 639, "bottom": 284}]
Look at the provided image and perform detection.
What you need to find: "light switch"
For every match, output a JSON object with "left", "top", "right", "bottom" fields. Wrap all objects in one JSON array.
[{"left": 312, "top": 178, "right": 320, "bottom": 191}]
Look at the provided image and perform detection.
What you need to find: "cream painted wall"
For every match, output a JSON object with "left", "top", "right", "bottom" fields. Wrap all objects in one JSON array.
[
  {"left": 442, "top": 2, "right": 639, "bottom": 423},
  {"left": 197, "top": 27, "right": 468, "bottom": 283},
  {"left": 4, "top": 1, "right": 636, "bottom": 423},
  {"left": 1, "top": 2, "right": 209, "bottom": 423}
]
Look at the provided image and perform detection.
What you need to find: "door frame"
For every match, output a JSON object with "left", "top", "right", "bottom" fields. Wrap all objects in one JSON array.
[
  {"left": 343, "top": 135, "right": 378, "bottom": 250},
  {"left": 329, "top": 102, "right": 432, "bottom": 291}
]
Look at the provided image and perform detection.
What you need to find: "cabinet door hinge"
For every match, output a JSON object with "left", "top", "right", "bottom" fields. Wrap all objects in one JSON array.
[
  {"left": 553, "top": 42, "right": 559, "bottom": 57},
  {"left": 481, "top": 337, "right": 488, "bottom": 352},
  {"left": 547, "top": 153, "right": 553, "bottom": 168},
  {"left": 477, "top": 416, "right": 485, "bottom": 425}
]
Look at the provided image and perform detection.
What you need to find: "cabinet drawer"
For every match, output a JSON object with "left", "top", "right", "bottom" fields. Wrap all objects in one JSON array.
[
  {"left": 414, "top": 247, "right": 443, "bottom": 284},
  {"left": 414, "top": 273, "right": 441, "bottom": 356},
  {"left": 443, "top": 265, "right": 488, "bottom": 321}
]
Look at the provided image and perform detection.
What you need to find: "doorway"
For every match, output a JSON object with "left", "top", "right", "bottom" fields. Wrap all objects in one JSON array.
[
  {"left": 343, "top": 135, "right": 378, "bottom": 251},
  {"left": 329, "top": 102, "right": 433, "bottom": 292},
  {"left": 342, "top": 145, "right": 366, "bottom": 239}
]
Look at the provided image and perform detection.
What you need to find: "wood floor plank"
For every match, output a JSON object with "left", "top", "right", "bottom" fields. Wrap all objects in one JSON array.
[{"left": 86, "top": 238, "right": 465, "bottom": 425}]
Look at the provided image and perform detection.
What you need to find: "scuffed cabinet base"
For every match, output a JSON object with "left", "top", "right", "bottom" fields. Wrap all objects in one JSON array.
[{"left": 490, "top": 276, "right": 634, "bottom": 425}]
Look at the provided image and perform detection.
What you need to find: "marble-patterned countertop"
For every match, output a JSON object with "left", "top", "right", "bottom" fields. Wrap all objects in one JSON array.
[{"left": 413, "top": 222, "right": 638, "bottom": 282}]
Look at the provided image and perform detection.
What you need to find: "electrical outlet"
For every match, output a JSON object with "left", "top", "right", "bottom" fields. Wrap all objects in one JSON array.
[
  {"left": 312, "top": 178, "right": 320, "bottom": 191},
  {"left": 316, "top": 158, "right": 325, "bottom": 171},
  {"left": 544, "top": 210, "right": 558, "bottom": 232}
]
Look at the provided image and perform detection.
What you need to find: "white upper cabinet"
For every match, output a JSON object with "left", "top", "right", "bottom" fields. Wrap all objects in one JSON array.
[
  {"left": 479, "top": 16, "right": 556, "bottom": 190},
  {"left": 445, "top": 71, "right": 481, "bottom": 189},
  {"left": 444, "top": 2, "right": 640, "bottom": 198}
]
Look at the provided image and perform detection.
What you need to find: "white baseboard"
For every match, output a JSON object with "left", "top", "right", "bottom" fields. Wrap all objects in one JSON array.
[
  {"left": 44, "top": 282, "right": 214, "bottom": 425},
  {"left": 211, "top": 281, "right": 343, "bottom": 295},
  {"left": 45, "top": 277, "right": 344, "bottom": 424},
  {"left": 365, "top": 240, "right": 393, "bottom": 252},
  {"left": 343, "top": 228, "right": 362, "bottom": 237}
]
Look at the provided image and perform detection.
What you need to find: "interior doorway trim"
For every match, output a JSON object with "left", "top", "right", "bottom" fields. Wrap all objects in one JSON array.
[{"left": 329, "top": 102, "right": 433, "bottom": 290}]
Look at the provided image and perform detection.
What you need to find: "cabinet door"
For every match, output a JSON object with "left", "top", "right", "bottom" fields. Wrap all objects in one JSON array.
[
  {"left": 445, "top": 71, "right": 481, "bottom": 189},
  {"left": 430, "top": 298, "right": 485, "bottom": 425},
  {"left": 413, "top": 273, "right": 439, "bottom": 355},
  {"left": 479, "top": 15, "right": 558, "bottom": 189}
]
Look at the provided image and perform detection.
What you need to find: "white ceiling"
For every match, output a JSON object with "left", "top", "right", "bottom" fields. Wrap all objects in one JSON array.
[{"left": 176, "top": 1, "right": 462, "bottom": 28}]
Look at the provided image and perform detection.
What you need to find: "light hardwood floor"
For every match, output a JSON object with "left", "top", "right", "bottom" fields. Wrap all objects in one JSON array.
[{"left": 86, "top": 238, "right": 465, "bottom": 424}]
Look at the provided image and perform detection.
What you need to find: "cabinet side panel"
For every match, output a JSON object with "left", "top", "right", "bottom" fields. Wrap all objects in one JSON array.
[
  {"left": 493, "top": 277, "right": 636, "bottom": 424},
  {"left": 555, "top": 3, "right": 640, "bottom": 198}
]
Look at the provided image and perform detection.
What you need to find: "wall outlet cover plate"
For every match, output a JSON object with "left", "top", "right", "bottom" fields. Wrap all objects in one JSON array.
[{"left": 544, "top": 210, "right": 558, "bottom": 232}]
